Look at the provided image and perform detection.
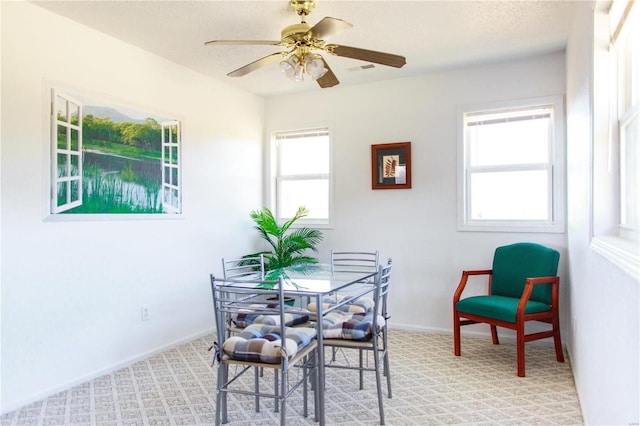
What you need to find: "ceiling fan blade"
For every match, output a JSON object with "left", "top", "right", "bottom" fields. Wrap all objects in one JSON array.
[
  {"left": 316, "top": 59, "right": 339, "bottom": 88},
  {"left": 204, "top": 40, "right": 282, "bottom": 46},
  {"left": 325, "top": 44, "right": 406, "bottom": 68},
  {"left": 227, "top": 52, "right": 285, "bottom": 77},
  {"left": 305, "top": 17, "right": 353, "bottom": 41}
]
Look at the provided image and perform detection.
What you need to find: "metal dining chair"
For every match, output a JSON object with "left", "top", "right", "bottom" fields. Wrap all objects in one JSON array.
[
  {"left": 307, "top": 249, "right": 379, "bottom": 314},
  {"left": 330, "top": 249, "right": 379, "bottom": 273},
  {"left": 321, "top": 259, "right": 393, "bottom": 425},
  {"left": 222, "top": 254, "right": 265, "bottom": 280},
  {"left": 210, "top": 274, "right": 318, "bottom": 425}
]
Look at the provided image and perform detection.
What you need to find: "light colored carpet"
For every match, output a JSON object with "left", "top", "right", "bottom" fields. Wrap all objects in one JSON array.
[{"left": 0, "top": 330, "right": 583, "bottom": 425}]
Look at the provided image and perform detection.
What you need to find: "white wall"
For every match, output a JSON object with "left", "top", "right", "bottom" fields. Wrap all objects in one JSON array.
[
  {"left": 265, "top": 52, "right": 568, "bottom": 336},
  {"left": 565, "top": 2, "right": 640, "bottom": 424},
  {"left": 1, "top": 2, "right": 264, "bottom": 411}
]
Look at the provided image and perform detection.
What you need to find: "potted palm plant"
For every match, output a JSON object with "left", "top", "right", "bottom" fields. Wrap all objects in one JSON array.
[
  {"left": 244, "top": 205, "right": 323, "bottom": 272},
  {"left": 242, "top": 206, "right": 323, "bottom": 299}
]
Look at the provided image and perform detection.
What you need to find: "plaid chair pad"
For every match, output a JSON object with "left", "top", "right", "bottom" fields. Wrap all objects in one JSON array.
[
  {"left": 320, "top": 311, "right": 386, "bottom": 341},
  {"left": 231, "top": 304, "right": 310, "bottom": 328},
  {"left": 307, "top": 295, "right": 375, "bottom": 314},
  {"left": 222, "top": 324, "right": 316, "bottom": 364}
]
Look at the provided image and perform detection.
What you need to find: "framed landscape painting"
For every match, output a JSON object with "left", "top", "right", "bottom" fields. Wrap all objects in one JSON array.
[{"left": 51, "top": 88, "right": 182, "bottom": 216}]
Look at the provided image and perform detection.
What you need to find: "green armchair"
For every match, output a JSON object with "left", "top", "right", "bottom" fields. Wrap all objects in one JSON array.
[{"left": 453, "top": 242, "right": 564, "bottom": 377}]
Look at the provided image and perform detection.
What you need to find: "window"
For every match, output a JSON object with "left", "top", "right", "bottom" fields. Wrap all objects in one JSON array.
[
  {"left": 271, "top": 128, "right": 331, "bottom": 226},
  {"left": 591, "top": 0, "right": 639, "bottom": 278},
  {"left": 612, "top": 0, "right": 639, "bottom": 235},
  {"left": 458, "top": 96, "right": 565, "bottom": 232}
]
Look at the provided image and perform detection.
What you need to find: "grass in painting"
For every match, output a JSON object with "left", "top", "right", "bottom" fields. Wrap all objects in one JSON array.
[{"left": 62, "top": 165, "right": 162, "bottom": 214}]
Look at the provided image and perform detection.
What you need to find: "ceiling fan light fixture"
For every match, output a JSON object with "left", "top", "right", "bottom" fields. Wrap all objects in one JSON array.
[
  {"left": 304, "top": 54, "right": 327, "bottom": 79},
  {"left": 279, "top": 54, "right": 299, "bottom": 79}
]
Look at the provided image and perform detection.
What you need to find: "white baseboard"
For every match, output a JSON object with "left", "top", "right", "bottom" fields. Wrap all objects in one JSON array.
[
  {"left": 1, "top": 327, "right": 215, "bottom": 415},
  {"left": 388, "top": 323, "right": 556, "bottom": 347}
]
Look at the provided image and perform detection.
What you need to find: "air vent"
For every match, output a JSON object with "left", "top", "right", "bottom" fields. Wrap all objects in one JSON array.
[{"left": 347, "top": 64, "right": 376, "bottom": 72}]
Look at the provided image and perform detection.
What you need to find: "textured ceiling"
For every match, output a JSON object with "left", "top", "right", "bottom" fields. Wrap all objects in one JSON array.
[{"left": 32, "top": 0, "right": 577, "bottom": 98}]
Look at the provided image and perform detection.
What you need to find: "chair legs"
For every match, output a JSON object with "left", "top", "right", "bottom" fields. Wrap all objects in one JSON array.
[
  {"left": 324, "top": 339, "right": 391, "bottom": 425},
  {"left": 553, "top": 317, "right": 565, "bottom": 363},
  {"left": 215, "top": 354, "right": 316, "bottom": 425},
  {"left": 215, "top": 363, "right": 229, "bottom": 425},
  {"left": 358, "top": 349, "right": 364, "bottom": 390},
  {"left": 373, "top": 343, "right": 385, "bottom": 425},
  {"left": 516, "top": 324, "right": 526, "bottom": 377},
  {"left": 453, "top": 314, "right": 461, "bottom": 356},
  {"left": 455, "top": 313, "right": 565, "bottom": 378},
  {"left": 490, "top": 325, "right": 499, "bottom": 344},
  {"left": 382, "top": 331, "right": 392, "bottom": 398}
]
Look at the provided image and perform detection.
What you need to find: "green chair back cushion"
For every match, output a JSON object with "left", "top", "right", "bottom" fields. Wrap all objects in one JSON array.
[{"left": 490, "top": 242, "right": 560, "bottom": 304}]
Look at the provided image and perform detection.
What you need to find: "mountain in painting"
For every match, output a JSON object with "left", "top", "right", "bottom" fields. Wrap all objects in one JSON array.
[{"left": 83, "top": 106, "right": 144, "bottom": 124}]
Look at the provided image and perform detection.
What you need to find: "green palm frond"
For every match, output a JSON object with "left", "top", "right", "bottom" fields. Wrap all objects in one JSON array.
[{"left": 246, "top": 206, "right": 324, "bottom": 272}]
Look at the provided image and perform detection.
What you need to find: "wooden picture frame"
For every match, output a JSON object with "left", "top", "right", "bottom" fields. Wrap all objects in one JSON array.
[{"left": 371, "top": 142, "right": 412, "bottom": 190}]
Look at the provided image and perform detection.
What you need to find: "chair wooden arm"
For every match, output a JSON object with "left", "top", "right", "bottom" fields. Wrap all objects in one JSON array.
[
  {"left": 516, "top": 276, "right": 560, "bottom": 319},
  {"left": 453, "top": 269, "right": 492, "bottom": 303}
]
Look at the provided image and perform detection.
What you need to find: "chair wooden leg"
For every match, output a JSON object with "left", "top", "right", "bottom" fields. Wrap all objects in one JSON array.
[
  {"left": 491, "top": 325, "right": 500, "bottom": 345},
  {"left": 516, "top": 324, "right": 525, "bottom": 377},
  {"left": 453, "top": 313, "right": 461, "bottom": 356},
  {"left": 553, "top": 317, "right": 565, "bottom": 362}
]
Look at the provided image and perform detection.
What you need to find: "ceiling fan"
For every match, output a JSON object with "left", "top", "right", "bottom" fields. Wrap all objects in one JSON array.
[{"left": 204, "top": 0, "right": 407, "bottom": 88}]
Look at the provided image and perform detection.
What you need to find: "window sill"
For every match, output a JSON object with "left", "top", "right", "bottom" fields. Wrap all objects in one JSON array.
[
  {"left": 590, "top": 235, "right": 640, "bottom": 280},
  {"left": 457, "top": 220, "right": 565, "bottom": 234}
]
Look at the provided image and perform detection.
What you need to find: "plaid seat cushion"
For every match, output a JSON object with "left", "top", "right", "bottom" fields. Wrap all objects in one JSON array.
[
  {"left": 320, "top": 311, "right": 386, "bottom": 341},
  {"left": 231, "top": 304, "right": 310, "bottom": 328},
  {"left": 307, "top": 295, "right": 375, "bottom": 314},
  {"left": 222, "top": 324, "right": 316, "bottom": 364}
]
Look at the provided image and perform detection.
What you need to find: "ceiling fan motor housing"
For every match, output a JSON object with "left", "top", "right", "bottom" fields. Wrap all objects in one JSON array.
[{"left": 281, "top": 23, "right": 313, "bottom": 43}]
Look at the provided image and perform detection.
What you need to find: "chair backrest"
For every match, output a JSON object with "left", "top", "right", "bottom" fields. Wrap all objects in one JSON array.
[
  {"left": 373, "top": 258, "right": 393, "bottom": 324},
  {"left": 221, "top": 254, "right": 265, "bottom": 280},
  {"left": 331, "top": 250, "right": 379, "bottom": 273},
  {"left": 490, "top": 243, "right": 560, "bottom": 304},
  {"left": 210, "top": 274, "right": 287, "bottom": 361}
]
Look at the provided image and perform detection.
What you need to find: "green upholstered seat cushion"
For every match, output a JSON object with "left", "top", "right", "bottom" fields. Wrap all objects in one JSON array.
[
  {"left": 491, "top": 243, "right": 560, "bottom": 304},
  {"left": 456, "top": 295, "right": 551, "bottom": 323}
]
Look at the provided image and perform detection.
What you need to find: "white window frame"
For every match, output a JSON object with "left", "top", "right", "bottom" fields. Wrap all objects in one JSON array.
[
  {"left": 591, "top": 0, "right": 639, "bottom": 279},
  {"left": 161, "top": 120, "right": 181, "bottom": 213},
  {"left": 269, "top": 126, "right": 333, "bottom": 227},
  {"left": 457, "top": 95, "right": 566, "bottom": 233},
  {"left": 51, "top": 89, "right": 83, "bottom": 213}
]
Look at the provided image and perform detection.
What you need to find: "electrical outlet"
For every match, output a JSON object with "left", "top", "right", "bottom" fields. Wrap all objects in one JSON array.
[{"left": 141, "top": 305, "right": 150, "bottom": 321}]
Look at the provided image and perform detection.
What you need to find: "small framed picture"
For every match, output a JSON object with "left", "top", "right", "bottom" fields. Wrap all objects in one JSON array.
[{"left": 371, "top": 142, "right": 412, "bottom": 190}]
